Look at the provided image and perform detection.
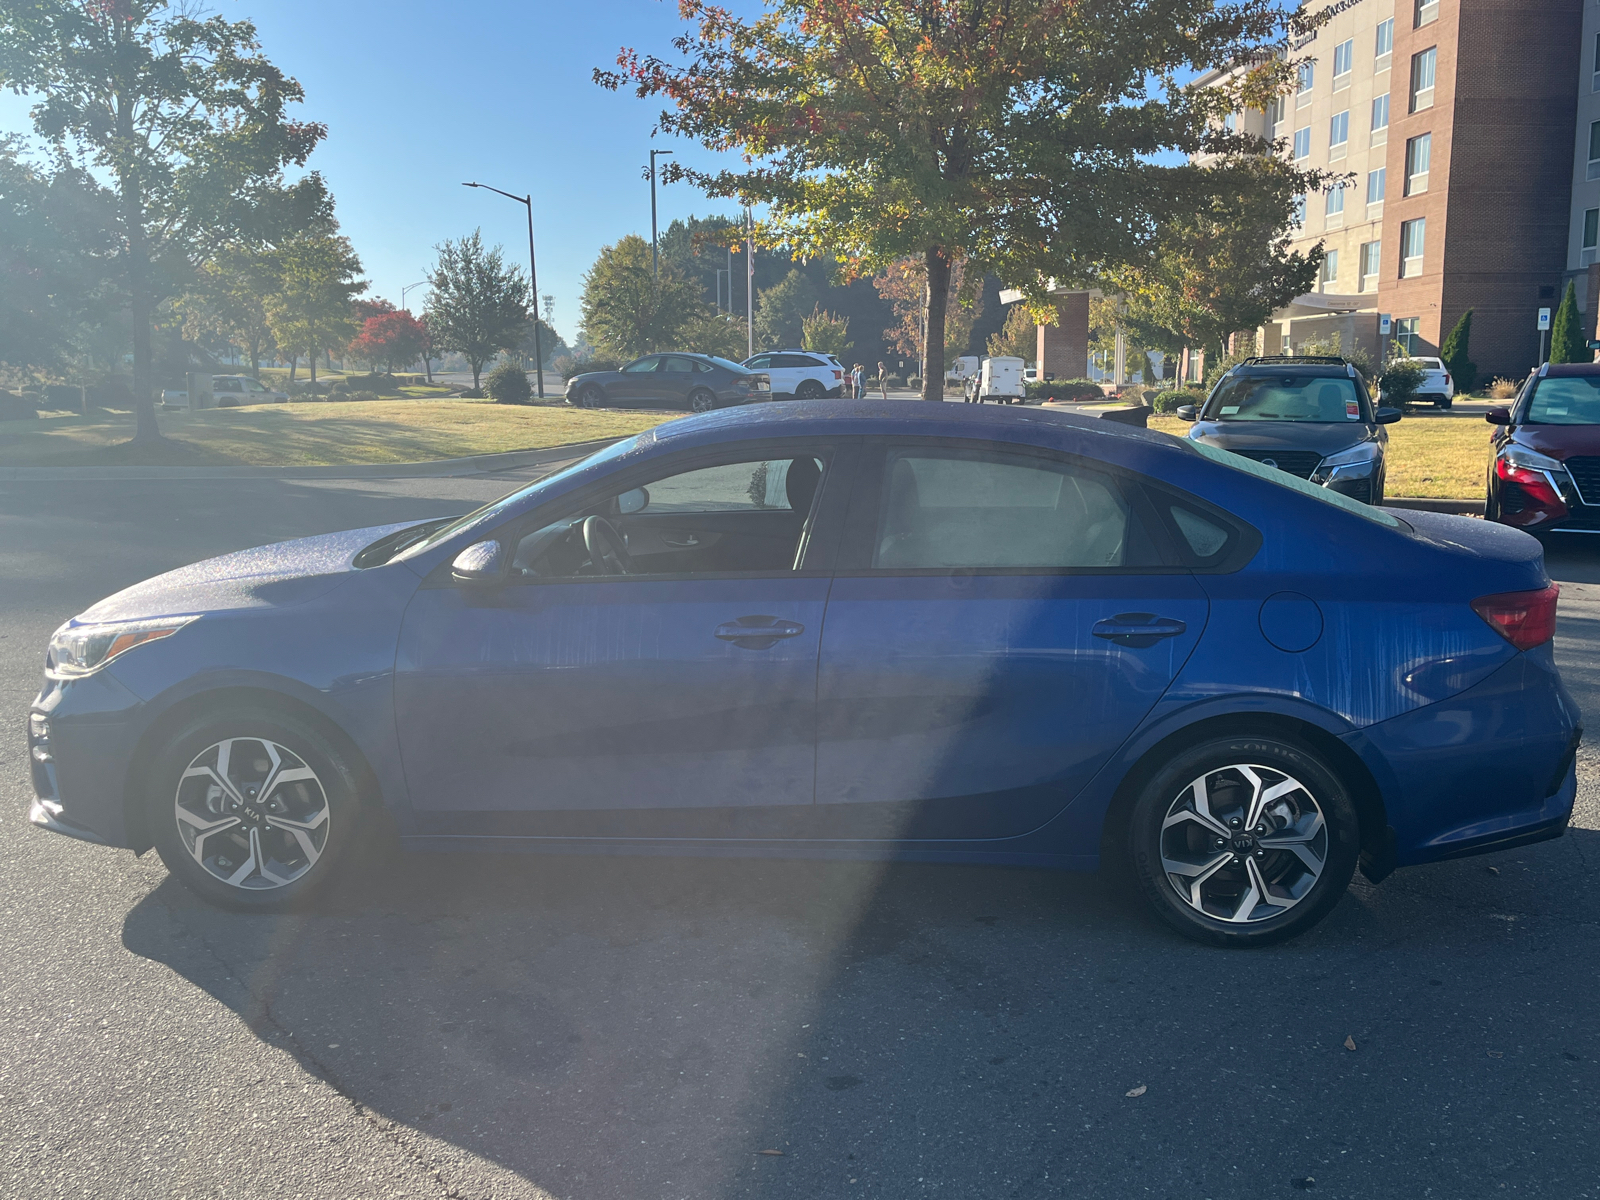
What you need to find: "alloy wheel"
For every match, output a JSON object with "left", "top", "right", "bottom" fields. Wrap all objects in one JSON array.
[
  {"left": 689, "top": 389, "right": 716, "bottom": 413},
  {"left": 174, "top": 737, "right": 331, "bottom": 891},
  {"left": 1158, "top": 763, "right": 1327, "bottom": 923}
]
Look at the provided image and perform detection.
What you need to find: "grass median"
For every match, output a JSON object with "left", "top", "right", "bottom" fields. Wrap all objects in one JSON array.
[
  {"left": 0, "top": 399, "right": 681, "bottom": 468},
  {"left": 1148, "top": 412, "right": 1490, "bottom": 499}
]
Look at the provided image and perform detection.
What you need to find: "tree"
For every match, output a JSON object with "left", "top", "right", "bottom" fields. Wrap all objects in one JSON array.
[
  {"left": 987, "top": 305, "right": 1035, "bottom": 363},
  {"left": 874, "top": 257, "right": 982, "bottom": 369},
  {"left": 601, "top": 0, "right": 1316, "bottom": 402},
  {"left": 801, "top": 307, "right": 853, "bottom": 358},
  {"left": 0, "top": 1, "right": 329, "bottom": 439},
  {"left": 753, "top": 269, "right": 821, "bottom": 350},
  {"left": 178, "top": 248, "right": 278, "bottom": 377},
  {"left": 578, "top": 233, "right": 701, "bottom": 360},
  {"left": 1439, "top": 308, "right": 1478, "bottom": 393},
  {"left": 514, "top": 318, "right": 569, "bottom": 369},
  {"left": 1550, "top": 282, "right": 1583, "bottom": 365},
  {"left": 264, "top": 234, "right": 365, "bottom": 387},
  {"left": 350, "top": 309, "right": 429, "bottom": 374},
  {"left": 1110, "top": 158, "right": 1324, "bottom": 363},
  {"left": 0, "top": 135, "right": 119, "bottom": 378},
  {"left": 677, "top": 309, "right": 749, "bottom": 360},
  {"left": 423, "top": 230, "right": 529, "bottom": 391}
]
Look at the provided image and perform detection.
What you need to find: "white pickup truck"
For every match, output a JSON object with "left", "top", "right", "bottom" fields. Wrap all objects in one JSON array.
[{"left": 1408, "top": 357, "right": 1456, "bottom": 409}]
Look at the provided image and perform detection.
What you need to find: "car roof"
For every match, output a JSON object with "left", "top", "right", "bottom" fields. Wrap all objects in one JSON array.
[
  {"left": 1543, "top": 363, "right": 1600, "bottom": 376},
  {"left": 1232, "top": 361, "right": 1353, "bottom": 378}
]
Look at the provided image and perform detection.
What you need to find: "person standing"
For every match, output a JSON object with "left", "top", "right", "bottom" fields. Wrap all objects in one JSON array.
[
  {"left": 877, "top": 361, "right": 889, "bottom": 400},
  {"left": 851, "top": 363, "right": 864, "bottom": 399}
]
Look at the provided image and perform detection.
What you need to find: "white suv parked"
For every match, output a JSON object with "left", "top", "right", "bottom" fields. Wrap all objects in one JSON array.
[
  {"left": 1409, "top": 357, "right": 1456, "bottom": 409},
  {"left": 741, "top": 350, "right": 844, "bottom": 399}
]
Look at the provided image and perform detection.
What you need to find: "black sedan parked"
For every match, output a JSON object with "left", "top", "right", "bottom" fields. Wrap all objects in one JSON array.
[
  {"left": 565, "top": 353, "right": 770, "bottom": 412},
  {"left": 1177, "top": 356, "right": 1402, "bottom": 505}
]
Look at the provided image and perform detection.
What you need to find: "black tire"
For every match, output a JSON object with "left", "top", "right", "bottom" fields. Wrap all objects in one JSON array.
[
  {"left": 795, "top": 378, "right": 825, "bottom": 400},
  {"left": 577, "top": 384, "right": 607, "bottom": 409},
  {"left": 147, "top": 705, "right": 361, "bottom": 912},
  {"left": 688, "top": 388, "right": 717, "bottom": 413},
  {"left": 1128, "top": 734, "right": 1359, "bottom": 947}
]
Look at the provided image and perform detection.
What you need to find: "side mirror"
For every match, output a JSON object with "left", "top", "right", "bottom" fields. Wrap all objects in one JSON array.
[
  {"left": 1486, "top": 406, "right": 1512, "bottom": 425},
  {"left": 1375, "top": 406, "right": 1403, "bottom": 424},
  {"left": 451, "top": 539, "right": 505, "bottom": 583},
  {"left": 617, "top": 486, "right": 649, "bottom": 515},
  {"left": 1176, "top": 405, "right": 1198, "bottom": 422}
]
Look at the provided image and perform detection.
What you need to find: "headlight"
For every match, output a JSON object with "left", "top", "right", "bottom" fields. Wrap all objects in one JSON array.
[
  {"left": 1499, "top": 443, "right": 1566, "bottom": 474},
  {"left": 47, "top": 617, "right": 196, "bottom": 678},
  {"left": 1319, "top": 441, "right": 1380, "bottom": 469}
]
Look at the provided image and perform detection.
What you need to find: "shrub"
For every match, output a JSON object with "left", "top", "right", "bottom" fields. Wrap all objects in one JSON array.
[
  {"left": 1378, "top": 358, "right": 1426, "bottom": 407},
  {"left": 906, "top": 375, "right": 922, "bottom": 391},
  {"left": 1440, "top": 309, "right": 1478, "bottom": 393},
  {"left": 1487, "top": 377, "right": 1520, "bottom": 399},
  {"left": 1151, "top": 388, "right": 1206, "bottom": 414},
  {"left": 459, "top": 387, "right": 485, "bottom": 399},
  {"left": 1025, "top": 378, "right": 1102, "bottom": 402},
  {"left": 886, "top": 374, "right": 906, "bottom": 388},
  {"left": 486, "top": 362, "right": 532, "bottom": 405},
  {"left": 0, "top": 393, "right": 39, "bottom": 421}
]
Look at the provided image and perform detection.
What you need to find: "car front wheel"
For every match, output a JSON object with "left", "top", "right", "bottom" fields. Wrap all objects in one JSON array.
[
  {"left": 576, "top": 384, "right": 607, "bottom": 409},
  {"left": 1128, "top": 735, "right": 1359, "bottom": 946},
  {"left": 147, "top": 706, "right": 360, "bottom": 911}
]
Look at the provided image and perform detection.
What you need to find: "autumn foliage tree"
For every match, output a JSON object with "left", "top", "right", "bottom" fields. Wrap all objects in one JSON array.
[
  {"left": 350, "top": 309, "right": 430, "bottom": 374},
  {"left": 874, "top": 256, "right": 982, "bottom": 369},
  {"left": 599, "top": 0, "right": 1320, "bottom": 401}
]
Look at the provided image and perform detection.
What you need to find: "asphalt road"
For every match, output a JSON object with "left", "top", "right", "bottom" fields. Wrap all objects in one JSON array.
[{"left": 4, "top": 469, "right": 1600, "bottom": 1200}]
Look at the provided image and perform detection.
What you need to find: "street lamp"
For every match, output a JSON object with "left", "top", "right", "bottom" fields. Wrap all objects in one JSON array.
[
  {"left": 649, "top": 149, "right": 673, "bottom": 285},
  {"left": 462, "top": 182, "right": 545, "bottom": 399},
  {"left": 400, "top": 279, "right": 428, "bottom": 312}
]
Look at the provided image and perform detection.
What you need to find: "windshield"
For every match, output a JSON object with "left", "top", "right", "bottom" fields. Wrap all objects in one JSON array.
[
  {"left": 1185, "top": 438, "right": 1401, "bottom": 528},
  {"left": 1524, "top": 376, "right": 1600, "bottom": 424},
  {"left": 1205, "top": 374, "right": 1366, "bottom": 422},
  {"left": 391, "top": 435, "right": 644, "bottom": 562}
]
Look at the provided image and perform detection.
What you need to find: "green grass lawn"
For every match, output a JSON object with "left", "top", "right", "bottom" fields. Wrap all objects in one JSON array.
[
  {"left": 1148, "top": 412, "right": 1491, "bottom": 499},
  {"left": 0, "top": 398, "right": 679, "bottom": 468}
]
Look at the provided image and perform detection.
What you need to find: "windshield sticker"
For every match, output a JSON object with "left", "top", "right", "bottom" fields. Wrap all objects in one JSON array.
[
  {"left": 1346, "top": 399, "right": 1361, "bottom": 419},
  {"left": 1221, "top": 405, "right": 1240, "bottom": 414}
]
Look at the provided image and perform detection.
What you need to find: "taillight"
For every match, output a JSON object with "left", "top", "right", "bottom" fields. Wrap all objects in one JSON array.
[
  {"left": 1444, "top": 372, "right": 1451, "bottom": 385},
  {"left": 833, "top": 370, "right": 842, "bottom": 379},
  {"left": 1472, "top": 585, "right": 1559, "bottom": 651},
  {"left": 1495, "top": 457, "right": 1565, "bottom": 510}
]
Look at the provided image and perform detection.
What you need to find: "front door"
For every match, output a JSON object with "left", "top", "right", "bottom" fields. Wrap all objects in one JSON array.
[
  {"left": 610, "top": 355, "right": 663, "bottom": 405},
  {"left": 394, "top": 444, "right": 847, "bottom": 839},
  {"left": 814, "top": 441, "right": 1208, "bottom": 841}
]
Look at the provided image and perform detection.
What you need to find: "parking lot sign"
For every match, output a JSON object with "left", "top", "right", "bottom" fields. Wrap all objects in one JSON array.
[{"left": 1538, "top": 307, "right": 1552, "bottom": 331}]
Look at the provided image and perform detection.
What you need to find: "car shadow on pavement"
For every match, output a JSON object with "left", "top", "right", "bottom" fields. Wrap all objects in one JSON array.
[{"left": 118, "top": 799, "right": 1600, "bottom": 1199}]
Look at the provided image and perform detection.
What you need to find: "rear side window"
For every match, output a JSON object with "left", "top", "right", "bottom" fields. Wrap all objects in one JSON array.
[
  {"left": 873, "top": 449, "right": 1133, "bottom": 569},
  {"left": 1525, "top": 376, "right": 1600, "bottom": 424}
]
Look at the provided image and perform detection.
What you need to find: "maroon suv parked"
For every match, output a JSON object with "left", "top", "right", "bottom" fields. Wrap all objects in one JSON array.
[{"left": 1486, "top": 362, "right": 1600, "bottom": 535}]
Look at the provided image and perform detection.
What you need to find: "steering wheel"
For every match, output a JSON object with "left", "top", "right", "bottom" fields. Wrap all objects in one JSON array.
[{"left": 581, "top": 515, "right": 634, "bottom": 575}]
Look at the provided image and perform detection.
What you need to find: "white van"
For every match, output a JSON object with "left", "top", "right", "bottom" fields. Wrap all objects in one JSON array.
[{"left": 974, "top": 356, "right": 1025, "bottom": 404}]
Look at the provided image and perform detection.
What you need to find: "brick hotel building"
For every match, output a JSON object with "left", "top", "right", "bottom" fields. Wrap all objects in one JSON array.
[{"left": 1196, "top": 0, "right": 1588, "bottom": 379}]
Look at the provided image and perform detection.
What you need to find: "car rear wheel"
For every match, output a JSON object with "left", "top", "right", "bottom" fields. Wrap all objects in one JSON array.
[
  {"left": 795, "top": 379, "right": 825, "bottom": 400},
  {"left": 1128, "top": 735, "right": 1359, "bottom": 947},
  {"left": 147, "top": 706, "right": 360, "bottom": 911},
  {"left": 1435, "top": 397, "right": 1452, "bottom": 410},
  {"left": 688, "top": 388, "right": 717, "bottom": 413}
]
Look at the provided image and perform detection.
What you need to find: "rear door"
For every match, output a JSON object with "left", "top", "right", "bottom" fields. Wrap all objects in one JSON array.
[
  {"left": 655, "top": 356, "right": 698, "bottom": 406},
  {"left": 814, "top": 440, "right": 1208, "bottom": 841}
]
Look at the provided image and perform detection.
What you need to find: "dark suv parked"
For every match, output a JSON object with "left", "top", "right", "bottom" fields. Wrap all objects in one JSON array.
[
  {"left": 1486, "top": 362, "right": 1600, "bottom": 535},
  {"left": 1178, "top": 356, "right": 1402, "bottom": 506}
]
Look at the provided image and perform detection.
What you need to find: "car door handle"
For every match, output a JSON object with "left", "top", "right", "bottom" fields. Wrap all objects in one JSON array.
[
  {"left": 715, "top": 616, "right": 806, "bottom": 649},
  {"left": 662, "top": 533, "right": 701, "bottom": 547},
  {"left": 1092, "top": 613, "right": 1188, "bottom": 648}
]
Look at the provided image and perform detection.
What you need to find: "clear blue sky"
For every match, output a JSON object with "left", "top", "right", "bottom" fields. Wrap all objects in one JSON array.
[{"left": 0, "top": 0, "right": 748, "bottom": 346}]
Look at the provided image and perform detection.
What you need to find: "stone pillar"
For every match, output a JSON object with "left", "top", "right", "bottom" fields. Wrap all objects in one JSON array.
[{"left": 1035, "top": 292, "right": 1089, "bottom": 380}]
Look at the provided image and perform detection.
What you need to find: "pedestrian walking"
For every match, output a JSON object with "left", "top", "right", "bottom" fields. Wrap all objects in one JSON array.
[{"left": 878, "top": 361, "right": 889, "bottom": 401}]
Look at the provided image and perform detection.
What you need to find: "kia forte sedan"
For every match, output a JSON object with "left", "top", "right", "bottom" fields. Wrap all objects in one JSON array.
[
  {"left": 27, "top": 402, "right": 1579, "bottom": 946},
  {"left": 1178, "top": 355, "right": 1401, "bottom": 505},
  {"left": 1486, "top": 362, "right": 1600, "bottom": 534}
]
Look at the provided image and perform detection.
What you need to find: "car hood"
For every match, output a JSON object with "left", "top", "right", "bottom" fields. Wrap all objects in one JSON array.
[
  {"left": 1189, "top": 422, "right": 1379, "bottom": 455},
  {"left": 567, "top": 370, "right": 625, "bottom": 387},
  {"left": 75, "top": 522, "right": 418, "bottom": 624},
  {"left": 1508, "top": 424, "right": 1600, "bottom": 459}
]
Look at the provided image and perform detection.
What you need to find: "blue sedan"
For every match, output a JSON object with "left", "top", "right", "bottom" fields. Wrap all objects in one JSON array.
[{"left": 26, "top": 402, "right": 1580, "bottom": 945}]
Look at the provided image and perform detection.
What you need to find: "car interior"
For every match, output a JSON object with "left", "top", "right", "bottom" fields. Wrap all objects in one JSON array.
[
  {"left": 1210, "top": 376, "right": 1361, "bottom": 422},
  {"left": 511, "top": 455, "right": 826, "bottom": 578},
  {"left": 1526, "top": 376, "right": 1600, "bottom": 424}
]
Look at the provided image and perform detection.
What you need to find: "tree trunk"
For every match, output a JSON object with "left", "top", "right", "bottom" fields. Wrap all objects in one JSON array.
[
  {"left": 424, "top": 355, "right": 434, "bottom": 384},
  {"left": 116, "top": 100, "right": 162, "bottom": 443},
  {"left": 471, "top": 359, "right": 484, "bottom": 391},
  {"left": 922, "top": 247, "right": 952, "bottom": 402},
  {"left": 309, "top": 352, "right": 318, "bottom": 390},
  {"left": 288, "top": 356, "right": 297, "bottom": 383}
]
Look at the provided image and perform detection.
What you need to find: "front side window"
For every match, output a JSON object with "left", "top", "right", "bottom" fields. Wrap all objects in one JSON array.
[
  {"left": 1410, "top": 48, "right": 1436, "bottom": 112},
  {"left": 1368, "top": 167, "right": 1387, "bottom": 204},
  {"left": 1376, "top": 18, "right": 1394, "bottom": 58},
  {"left": 1401, "top": 218, "right": 1427, "bottom": 277},
  {"left": 1330, "top": 110, "right": 1350, "bottom": 148},
  {"left": 745, "top": 355, "right": 772, "bottom": 369},
  {"left": 1333, "top": 39, "right": 1354, "bottom": 79},
  {"left": 1205, "top": 374, "right": 1365, "bottom": 423},
  {"left": 1524, "top": 377, "right": 1600, "bottom": 425},
  {"left": 1293, "top": 127, "right": 1311, "bottom": 160},
  {"left": 622, "top": 357, "right": 660, "bottom": 374},
  {"left": 1405, "top": 133, "right": 1432, "bottom": 195},
  {"left": 872, "top": 450, "right": 1132, "bottom": 571}
]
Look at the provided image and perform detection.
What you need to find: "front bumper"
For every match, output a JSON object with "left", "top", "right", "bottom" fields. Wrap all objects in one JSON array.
[{"left": 28, "top": 796, "right": 112, "bottom": 847}]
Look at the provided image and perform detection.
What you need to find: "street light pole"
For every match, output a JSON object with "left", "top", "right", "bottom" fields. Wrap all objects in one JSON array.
[
  {"left": 745, "top": 206, "right": 754, "bottom": 358},
  {"left": 650, "top": 149, "right": 674, "bottom": 285},
  {"left": 400, "top": 280, "right": 427, "bottom": 311},
  {"left": 462, "top": 182, "right": 545, "bottom": 399}
]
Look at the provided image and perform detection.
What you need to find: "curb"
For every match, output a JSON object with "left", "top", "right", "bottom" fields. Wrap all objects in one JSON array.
[
  {"left": 0, "top": 437, "right": 625, "bottom": 483},
  {"left": 1383, "top": 497, "right": 1484, "bottom": 514}
]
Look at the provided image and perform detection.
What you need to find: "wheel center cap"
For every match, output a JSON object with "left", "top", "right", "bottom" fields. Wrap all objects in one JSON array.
[{"left": 1231, "top": 834, "right": 1258, "bottom": 855}]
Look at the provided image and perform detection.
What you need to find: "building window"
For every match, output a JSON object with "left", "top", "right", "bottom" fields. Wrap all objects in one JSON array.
[
  {"left": 1222, "top": 111, "right": 1238, "bottom": 134},
  {"left": 1404, "top": 133, "right": 1432, "bottom": 195},
  {"left": 1593, "top": 32, "right": 1600, "bottom": 92},
  {"left": 1360, "top": 241, "right": 1381, "bottom": 291},
  {"left": 1394, "top": 317, "right": 1421, "bottom": 355},
  {"left": 1584, "top": 208, "right": 1599, "bottom": 266},
  {"left": 1589, "top": 120, "right": 1600, "bottom": 181},
  {"left": 1367, "top": 167, "right": 1387, "bottom": 205},
  {"left": 1293, "top": 126, "right": 1311, "bottom": 160},
  {"left": 1410, "top": 48, "right": 1436, "bottom": 113},
  {"left": 1333, "top": 39, "right": 1354, "bottom": 84},
  {"left": 1297, "top": 61, "right": 1314, "bottom": 106},
  {"left": 1321, "top": 250, "right": 1340, "bottom": 290},
  {"left": 1325, "top": 185, "right": 1346, "bottom": 219},
  {"left": 1268, "top": 95, "right": 1286, "bottom": 129},
  {"left": 1292, "top": 194, "right": 1306, "bottom": 228},
  {"left": 1415, "top": 0, "right": 1438, "bottom": 27},
  {"left": 1371, "top": 93, "right": 1390, "bottom": 146},
  {"left": 1400, "top": 218, "right": 1426, "bottom": 278},
  {"left": 1376, "top": 18, "right": 1394, "bottom": 60},
  {"left": 1330, "top": 110, "right": 1349, "bottom": 148}
]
